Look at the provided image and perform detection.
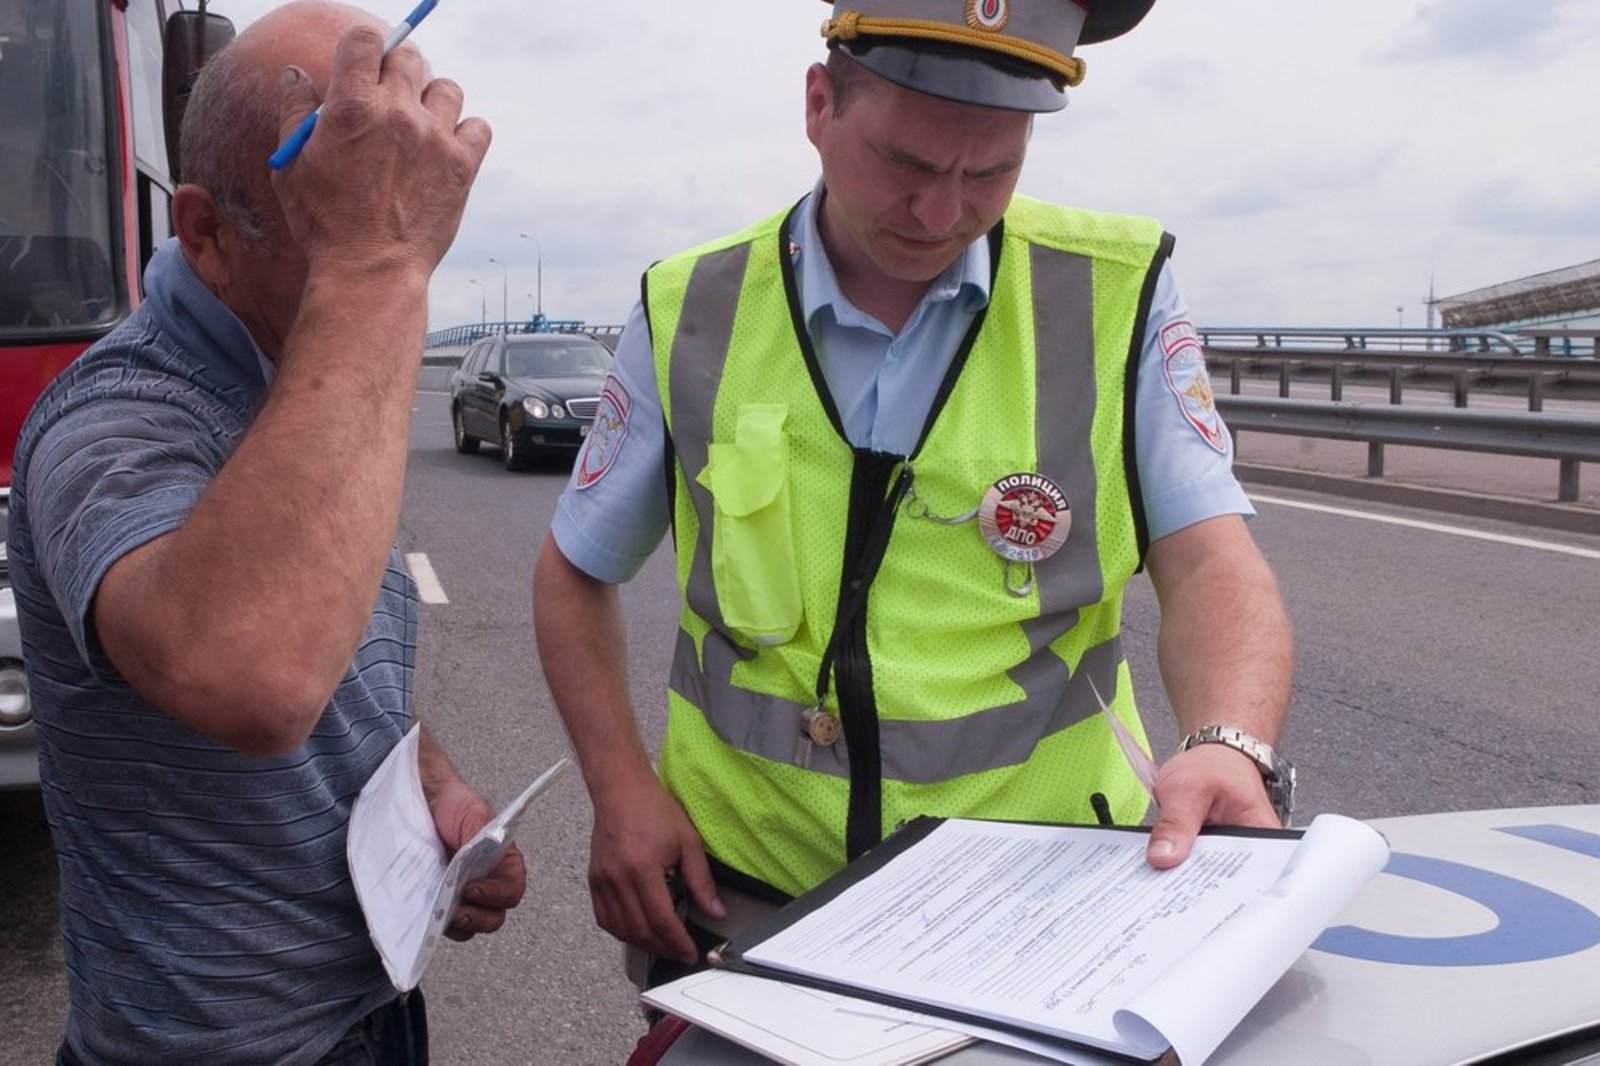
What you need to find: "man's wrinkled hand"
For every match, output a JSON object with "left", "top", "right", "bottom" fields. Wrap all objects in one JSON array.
[
  {"left": 430, "top": 782, "right": 528, "bottom": 942},
  {"left": 270, "top": 23, "right": 492, "bottom": 279}
]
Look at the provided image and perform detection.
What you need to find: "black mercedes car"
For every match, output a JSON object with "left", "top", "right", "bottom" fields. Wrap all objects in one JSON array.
[{"left": 449, "top": 333, "right": 612, "bottom": 470}]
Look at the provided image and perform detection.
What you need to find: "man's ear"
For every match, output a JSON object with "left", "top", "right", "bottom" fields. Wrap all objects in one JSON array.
[
  {"left": 172, "top": 184, "right": 232, "bottom": 292},
  {"left": 804, "top": 62, "right": 832, "bottom": 151}
]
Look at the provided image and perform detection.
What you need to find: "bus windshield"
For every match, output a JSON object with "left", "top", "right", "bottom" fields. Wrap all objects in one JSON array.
[{"left": 0, "top": 0, "right": 118, "bottom": 338}]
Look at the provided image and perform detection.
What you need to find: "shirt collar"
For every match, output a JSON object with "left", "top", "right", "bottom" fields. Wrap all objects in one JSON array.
[
  {"left": 792, "top": 181, "right": 992, "bottom": 337},
  {"left": 143, "top": 239, "right": 275, "bottom": 393}
]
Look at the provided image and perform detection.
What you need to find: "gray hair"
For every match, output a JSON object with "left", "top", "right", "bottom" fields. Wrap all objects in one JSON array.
[{"left": 177, "top": 37, "right": 279, "bottom": 246}]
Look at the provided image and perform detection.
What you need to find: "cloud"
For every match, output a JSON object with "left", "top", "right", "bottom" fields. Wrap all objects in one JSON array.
[
  {"left": 1377, "top": 0, "right": 1576, "bottom": 61},
  {"left": 212, "top": 0, "right": 1600, "bottom": 331},
  {"left": 1455, "top": 178, "right": 1600, "bottom": 239}
]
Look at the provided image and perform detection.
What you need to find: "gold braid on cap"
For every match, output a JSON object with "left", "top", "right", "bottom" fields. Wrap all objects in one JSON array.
[{"left": 822, "top": 12, "right": 1086, "bottom": 87}]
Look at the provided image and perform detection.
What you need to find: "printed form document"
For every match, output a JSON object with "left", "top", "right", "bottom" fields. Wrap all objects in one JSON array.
[
  {"left": 346, "top": 724, "right": 569, "bottom": 991},
  {"left": 701, "top": 814, "right": 1387, "bottom": 1065}
]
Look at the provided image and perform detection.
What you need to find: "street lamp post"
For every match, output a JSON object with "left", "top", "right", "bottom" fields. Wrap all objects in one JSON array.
[
  {"left": 488, "top": 257, "right": 508, "bottom": 330},
  {"left": 518, "top": 233, "right": 542, "bottom": 320},
  {"left": 468, "top": 278, "right": 485, "bottom": 329}
]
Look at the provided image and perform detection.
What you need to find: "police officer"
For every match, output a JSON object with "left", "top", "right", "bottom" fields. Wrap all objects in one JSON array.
[{"left": 533, "top": 0, "right": 1296, "bottom": 980}]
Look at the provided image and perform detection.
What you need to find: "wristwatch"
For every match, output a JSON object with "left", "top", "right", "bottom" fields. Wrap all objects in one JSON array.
[{"left": 1177, "top": 724, "right": 1296, "bottom": 827}]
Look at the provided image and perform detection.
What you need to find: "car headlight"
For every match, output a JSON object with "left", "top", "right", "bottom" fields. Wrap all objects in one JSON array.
[
  {"left": 0, "top": 658, "right": 29, "bottom": 728},
  {"left": 550, "top": 403, "right": 567, "bottom": 420},
  {"left": 522, "top": 397, "right": 550, "bottom": 420}
]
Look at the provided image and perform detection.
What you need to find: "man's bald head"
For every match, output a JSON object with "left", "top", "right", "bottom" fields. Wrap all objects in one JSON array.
[{"left": 178, "top": 1, "right": 380, "bottom": 245}]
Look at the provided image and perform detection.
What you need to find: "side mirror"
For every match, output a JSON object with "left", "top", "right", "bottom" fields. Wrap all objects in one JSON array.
[{"left": 162, "top": 10, "right": 236, "bottom": 182}]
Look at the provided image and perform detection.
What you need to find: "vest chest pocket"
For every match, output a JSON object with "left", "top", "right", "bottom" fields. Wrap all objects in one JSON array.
[{"left": 696, "top": 404, "right": 801, "bottom": 647}]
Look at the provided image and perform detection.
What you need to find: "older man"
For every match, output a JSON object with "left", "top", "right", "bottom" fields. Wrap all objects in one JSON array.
[
  {"left": 534, "top": 0, "right": 1296, "bottom": 986},
  {"left": 7, "top": 2, "right": 521, "bottom": 1061}
]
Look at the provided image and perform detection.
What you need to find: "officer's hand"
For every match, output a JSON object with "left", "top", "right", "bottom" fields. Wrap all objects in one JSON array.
[
  {"left": 588, "top": 777, "right": 724, "bottom": 965},
  {"left": 430, "top": 781, "right": 528, "bottom": 941},
  {"left": 271, "top": 24, "right": 491, "bottom": 283},
  {"left": 1145, "top": 743, "right": 1280, "bottom": 868}
]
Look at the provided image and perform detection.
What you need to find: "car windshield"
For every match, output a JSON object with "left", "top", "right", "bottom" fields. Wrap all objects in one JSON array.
[
  {"left": 505, "top": 341, "right": 610, "bottom": 378},
  {"left": 0, "top": 0, "right": 119, "bottom": 338}
]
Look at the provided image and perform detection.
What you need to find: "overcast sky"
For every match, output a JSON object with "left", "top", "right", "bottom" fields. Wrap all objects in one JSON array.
[{"left": 218, "top": 0, "right": 1600, "bottom": 333}]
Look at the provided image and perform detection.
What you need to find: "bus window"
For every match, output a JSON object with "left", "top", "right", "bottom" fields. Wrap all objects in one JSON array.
[
  {"left": 125, "top": 0, "right": 171, "bottom": 180},
  {"left": 0, "top": 0, "right": 118, "bottom": 334}
]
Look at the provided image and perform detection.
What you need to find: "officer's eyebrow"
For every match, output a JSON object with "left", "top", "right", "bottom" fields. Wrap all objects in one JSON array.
[{"left": 878, "top": 143, "right": 1023, "bottom": 180}]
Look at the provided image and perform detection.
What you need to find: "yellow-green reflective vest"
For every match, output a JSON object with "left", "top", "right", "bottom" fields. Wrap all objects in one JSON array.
[{"left": 647, "top": 194, "right": 1172, "bottom": 898}]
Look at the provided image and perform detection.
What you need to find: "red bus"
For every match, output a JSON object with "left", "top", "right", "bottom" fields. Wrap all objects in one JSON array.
[{"left": 0, "top": 0, "right": 231, "bottom": 787}]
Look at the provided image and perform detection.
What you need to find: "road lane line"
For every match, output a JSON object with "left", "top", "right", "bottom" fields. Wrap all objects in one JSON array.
[
  {"left": 404, "top": 552, "right": 450, "bottom": 604},
  {"left": 1250, "top": 494, "right": 1600, "bottom": 559}
]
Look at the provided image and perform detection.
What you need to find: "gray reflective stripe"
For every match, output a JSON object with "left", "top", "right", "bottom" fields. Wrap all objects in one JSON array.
[
  {"left": 1009, "top": 244, "right": 1104, "bottom": 732},
  {"left": 668, "top": 244, "right": 751, "bottom": 634},
  {"left": 670, "top": 626, "right": 1125, "bottom": 784}
]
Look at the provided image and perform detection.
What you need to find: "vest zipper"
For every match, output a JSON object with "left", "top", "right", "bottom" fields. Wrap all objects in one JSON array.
[{"left": 828, "top": 451, "right": 911, "bottom": 861}]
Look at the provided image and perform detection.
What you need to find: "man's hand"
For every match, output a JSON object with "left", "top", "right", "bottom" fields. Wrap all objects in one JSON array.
[
  {"left": 1145, "top": 743, "right": 1281, "bottom": 868},
  {"left": 588, "top": 776, "right": 724, "bottom": 965},
  {"left": 271, "top": 23, "right": 491, "bottom": 281},
  {"left": 429, "top": 780, "right": 528, "bottom": 941}
]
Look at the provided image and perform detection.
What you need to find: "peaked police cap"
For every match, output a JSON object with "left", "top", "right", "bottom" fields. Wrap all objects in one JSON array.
[{"left": 820, "top": 0, "right": 1157, "bottom": 113}]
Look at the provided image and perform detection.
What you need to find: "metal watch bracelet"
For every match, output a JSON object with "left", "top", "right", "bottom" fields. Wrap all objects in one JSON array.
[{"left": 1177, "top": 724, "right": 1297, "bottom": 827}]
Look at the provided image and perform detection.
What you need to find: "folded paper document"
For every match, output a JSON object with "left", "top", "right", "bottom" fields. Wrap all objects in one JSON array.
[
  {"left": 708, "top": 814, "right": 1388, "bottom": 1066},
  {"left": 347, "top": 724, "right": 570, "bottom": 991},
  {"left": 643, "top": 970, "right": 975, "bottom": 1066}
]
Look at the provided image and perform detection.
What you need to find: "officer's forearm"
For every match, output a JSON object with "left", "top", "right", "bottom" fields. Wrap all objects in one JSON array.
[
  {"left": 532, "top": 537, "right": 658, "bottom": 805},
  {"left": 1147, "top": 515, "right": 1293, "bottom": 742}
]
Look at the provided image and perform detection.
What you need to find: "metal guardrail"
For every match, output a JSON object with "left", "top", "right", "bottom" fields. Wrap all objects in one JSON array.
[
  {"left": 1202, "top": 326, "right": 1600, "bottom": 359},
  {"left": 1205, "top": 347, "right": 1600, "bottom": 412},
  {"left": 1216, "top": 396, "right": 1600, "bottom": 503},
  {"left": 1200, "top": 326, "right": 1534, "bottom": 355},
  {"left": 423, "top": 318, "right": 606, "bottom": 350}
]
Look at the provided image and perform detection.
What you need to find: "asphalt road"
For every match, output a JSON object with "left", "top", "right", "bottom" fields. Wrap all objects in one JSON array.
[{"left": 2, "top": 382, "right": 1597, "bottom": 1064}]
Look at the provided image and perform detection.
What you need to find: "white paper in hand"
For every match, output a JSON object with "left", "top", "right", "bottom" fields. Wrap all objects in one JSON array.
[{"left": 347, "top": 724, "right": 570, "bottom": 991}]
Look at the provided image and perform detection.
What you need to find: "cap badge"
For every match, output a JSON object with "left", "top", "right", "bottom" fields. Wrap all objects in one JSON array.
[
  {"left": 978, "top": 472, "right": 1070, "bottom": 563},
  {"left": 965, "top": 0, "right": 1009, "bottom": 33}
]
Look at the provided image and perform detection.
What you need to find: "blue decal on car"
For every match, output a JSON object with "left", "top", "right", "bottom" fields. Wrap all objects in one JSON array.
[{"left": 1314, "top": 848, "right": 1600, "bottom": 966}]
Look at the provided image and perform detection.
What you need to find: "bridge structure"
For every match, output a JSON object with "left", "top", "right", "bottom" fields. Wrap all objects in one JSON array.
[
  {"left": 422, "top": 316, "right": 626, "bottom": 365},
  {"left": 420, "top": 319, "right": 1599, "bottom": 523},
  {"left": 1200, "top": 326, "right": 1599, "bottom": 523}
]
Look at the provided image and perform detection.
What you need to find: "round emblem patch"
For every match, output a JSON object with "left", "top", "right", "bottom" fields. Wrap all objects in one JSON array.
[
  {"left": 966, "top": 0, "right": 1008, "bottom": 32},
  {"left": 977, "top": 472, "right": 1071, "bottom": 563}
]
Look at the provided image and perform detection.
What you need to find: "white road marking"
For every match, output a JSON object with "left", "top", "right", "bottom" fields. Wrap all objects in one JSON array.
[
  {"left": 404, "top": 552, "right": 450, "bottom": 604},
  {"left": 1251, "top": 493, "right": 1600, "bottom": 560}
]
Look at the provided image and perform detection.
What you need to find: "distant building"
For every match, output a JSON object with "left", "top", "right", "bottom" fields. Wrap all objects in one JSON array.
[{"left": 1432, "top": 259, "right": 1600, "bottom": 332}]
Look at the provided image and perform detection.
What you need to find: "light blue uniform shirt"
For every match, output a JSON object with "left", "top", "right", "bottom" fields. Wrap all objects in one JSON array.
[{"left": 552, "top": 189, "right": 1251, "bottom": 584}]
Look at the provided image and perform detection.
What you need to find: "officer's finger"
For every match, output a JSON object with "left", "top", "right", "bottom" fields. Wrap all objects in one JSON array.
[
  {"left": 677, "top": 839, "right": 726, "bottom": 922},
  {"left": 635, "top": 869, "right": 698, "bottom": 965},
  {"left": 1146, "top": 795, "right": 1204, "bottom": 869}
]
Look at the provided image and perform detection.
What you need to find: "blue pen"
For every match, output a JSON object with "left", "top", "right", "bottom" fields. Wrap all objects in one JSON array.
[{"left": 267, "top": 0, "right": 441, "bottom": 170}]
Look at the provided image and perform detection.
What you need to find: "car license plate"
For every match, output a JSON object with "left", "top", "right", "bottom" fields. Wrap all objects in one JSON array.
[{"left": 580, "top": 424, "right": 590, "bottom": 437}]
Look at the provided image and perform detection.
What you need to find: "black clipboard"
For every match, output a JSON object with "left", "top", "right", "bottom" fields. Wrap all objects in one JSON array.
[{"left": 708, "top": 815, "right": 1304, "bottom": 1064}]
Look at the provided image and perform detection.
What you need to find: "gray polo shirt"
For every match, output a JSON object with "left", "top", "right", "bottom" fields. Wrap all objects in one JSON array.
[{"left": 7, "top": 240, "right": 404, "bottom": 1063}]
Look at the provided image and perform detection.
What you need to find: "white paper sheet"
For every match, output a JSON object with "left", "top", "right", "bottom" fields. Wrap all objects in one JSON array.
[
  {"left": 643, "top": 970, "right": 974, "bottom": 1066},
  {"left": 347, "top": 724, "right": 570, "bottom": 990},
  {"left": 741, "top": 815, "right": 1387, "bottom": 1063}
]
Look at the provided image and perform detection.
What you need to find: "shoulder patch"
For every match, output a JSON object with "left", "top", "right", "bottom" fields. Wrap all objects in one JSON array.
[
  {"left": 1160, "top": 319, "right": 1227, "bottom": 454},
  {"left": 574, "top": 374, "right": 632, "bottom": 489}
]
